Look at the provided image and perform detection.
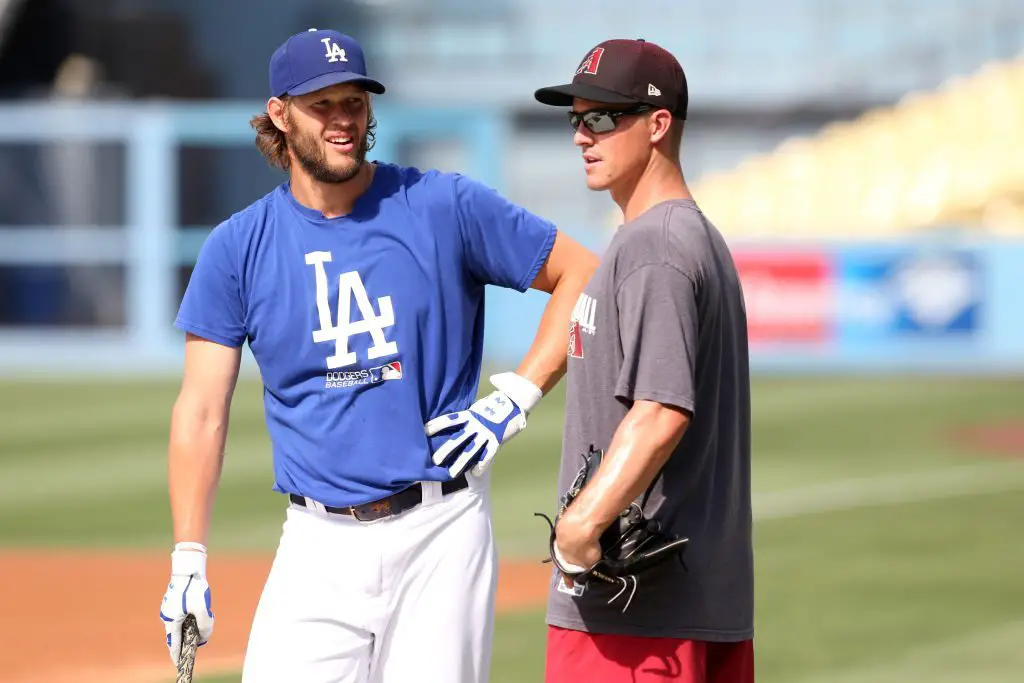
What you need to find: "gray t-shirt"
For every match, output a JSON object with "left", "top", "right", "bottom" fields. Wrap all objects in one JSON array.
[{"left": 546, "top": 199, "right": 753, "bottom": 641}]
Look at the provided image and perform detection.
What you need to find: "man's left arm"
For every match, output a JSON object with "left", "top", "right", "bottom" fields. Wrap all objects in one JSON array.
[
  {"left": 555, "top": 400, "right": 690, "bottom": 571},
  {"left": 554, "top": 262, "right": 699, "bottom": 571},
  {"left": 509, "top": 229, "right": 599, "bottom": 393},
  {"left": 428, "top": 175, "right": 597, "bottom": 477}
]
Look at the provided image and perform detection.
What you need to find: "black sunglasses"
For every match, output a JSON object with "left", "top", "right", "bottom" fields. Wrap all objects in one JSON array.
[{"left": 568, "top": 104, "right": 654, "bottom": 134}]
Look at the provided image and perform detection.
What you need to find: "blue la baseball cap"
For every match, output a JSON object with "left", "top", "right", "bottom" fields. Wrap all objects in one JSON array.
[{"left": 269, "top": 29, "right": 385, "bottom": 98}]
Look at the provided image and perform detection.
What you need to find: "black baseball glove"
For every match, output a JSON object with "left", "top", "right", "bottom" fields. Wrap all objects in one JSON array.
[{"left": 535, "top": 445, "right": 690, "bottom": 612}]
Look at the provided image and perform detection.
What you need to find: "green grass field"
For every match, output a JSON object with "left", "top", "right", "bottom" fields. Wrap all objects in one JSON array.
[{"left": 2, "top": 374, "right": 1023, "bottom": 682}]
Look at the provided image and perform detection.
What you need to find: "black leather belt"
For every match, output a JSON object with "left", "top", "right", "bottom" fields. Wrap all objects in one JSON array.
[{"left": 289, "top": 474, "right": 469, "bottom": 522}]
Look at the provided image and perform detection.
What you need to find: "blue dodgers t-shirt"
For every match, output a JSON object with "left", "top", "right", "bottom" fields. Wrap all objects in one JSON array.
[{"left": 175, "top": 162, "right": 556, "bottom": 507}]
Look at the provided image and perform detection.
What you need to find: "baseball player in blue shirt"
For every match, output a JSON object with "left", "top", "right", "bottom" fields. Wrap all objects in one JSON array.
[{"left": 158, "top": 28, "right": 598, "bottom": 683}]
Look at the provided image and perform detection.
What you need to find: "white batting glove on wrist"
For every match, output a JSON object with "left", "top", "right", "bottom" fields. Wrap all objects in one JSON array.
[
  {"left": 426, "top": 372, "right": 543, "bottom": 478},
  {"left": 160, "top": 542, "right": 215, "bottom": 667}
]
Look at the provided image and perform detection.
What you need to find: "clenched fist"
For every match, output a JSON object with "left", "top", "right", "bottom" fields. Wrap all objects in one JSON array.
[{"left": 159, "top": 542, "right": 215, "bottom": 667}]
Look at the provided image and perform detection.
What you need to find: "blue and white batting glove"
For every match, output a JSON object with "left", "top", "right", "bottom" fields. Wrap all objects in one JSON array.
[
  {"left": 426, "top": 372, "right": 543, "bottom": 478},
  {"left": 160, "top": 542, "right": 215, "bottom": 667}
]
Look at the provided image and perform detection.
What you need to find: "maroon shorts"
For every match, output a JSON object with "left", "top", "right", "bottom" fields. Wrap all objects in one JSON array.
[{"left": 545, "top": 625, "right": 754, "bottom": 683}]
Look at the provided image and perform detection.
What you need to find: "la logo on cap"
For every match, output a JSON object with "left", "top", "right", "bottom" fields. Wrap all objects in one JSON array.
[
  {"left": 321, "top": 37, "right": 348, "bottom": 63},
  {"left": 576, "top": 47, "right": 605, "bottom": 76}
]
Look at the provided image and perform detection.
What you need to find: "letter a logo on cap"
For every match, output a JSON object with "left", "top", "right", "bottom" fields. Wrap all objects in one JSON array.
[{"left": 575, "top": 47, "right": 605, "bottom": 76}]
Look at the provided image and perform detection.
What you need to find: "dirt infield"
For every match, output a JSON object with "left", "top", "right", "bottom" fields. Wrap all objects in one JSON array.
[
  {"left": 953, "top": 420, "right": 1024, "bottom": 458},
  {"left": 0, "top": 550, "right": 552, "bottom": 683}
]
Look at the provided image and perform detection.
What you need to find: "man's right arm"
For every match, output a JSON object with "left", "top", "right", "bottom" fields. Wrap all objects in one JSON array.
[
  {"left": 162, "top": 220, "right": 244, "bottom": 664},
  {"left": 168, "top": 333, "right": 242, "bottom": 546}
]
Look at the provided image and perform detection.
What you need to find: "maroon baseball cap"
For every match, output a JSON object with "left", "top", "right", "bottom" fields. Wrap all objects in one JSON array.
[{"left": 534, "top": 38, "right": 688, "bottom": 119}]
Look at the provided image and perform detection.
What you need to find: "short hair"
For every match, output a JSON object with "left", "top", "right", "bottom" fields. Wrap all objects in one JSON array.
[{"left": 250, "top": 96, "right": 378, "bottom": 171}]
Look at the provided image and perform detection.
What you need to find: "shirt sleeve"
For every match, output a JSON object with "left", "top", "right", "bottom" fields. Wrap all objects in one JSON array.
[
  {"left": 614, "top": 263, "right": 698, "bottom": 414},
  {"left": 174, "top": 222, "right": 247, "bottom": 348},
  {"left": 452, "top": 173, "right": 557, "bottom": 291}
]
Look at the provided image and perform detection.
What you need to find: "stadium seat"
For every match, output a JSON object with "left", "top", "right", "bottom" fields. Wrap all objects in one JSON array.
[{"left": 689, "top": 54, "right": 1024, "bottom": 238}]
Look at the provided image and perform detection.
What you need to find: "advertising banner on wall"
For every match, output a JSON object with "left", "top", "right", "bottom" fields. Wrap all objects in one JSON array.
[
  {"left": 728, "top": 241, "right": 1009, "bottom": 372},
  {"left": 732, "top": 250, "right": 835, "bottom": 346},
  {"left": 836, "top": 247, "right": 983, "bottom": 343}
]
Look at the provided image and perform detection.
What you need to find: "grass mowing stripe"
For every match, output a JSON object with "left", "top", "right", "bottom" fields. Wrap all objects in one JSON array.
[
  {"left": 185, "top": 489, "right": 1024, "bottom": 683},
  {"left": 0, "top": 410, "right": 269, "bottom": 462},
  {"left": 0, "top": 437, "right": 272, "bottom": 506},
  {"left": 754, "top": 460, "right": 1024, "bottom": 519},
  {"left": 754, "top": 489, "right": 1024, "bottom": 681},
  {"left": 5, "top": 451, "right": 1020, "bottom": 550},
  {"left": 203, "top": 460, "right": 1024, "bottom": 553},
  {"left": 793, "top": 619, "right": 1024, "bottom": 683},
  {"left": 751, "top": 378, "right": 990, "bottom": 420}
]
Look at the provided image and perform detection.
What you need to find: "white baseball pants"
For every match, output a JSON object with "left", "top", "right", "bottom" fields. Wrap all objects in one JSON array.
[{"left": 241, "top": 476, "right": 498, "bottom": 683}]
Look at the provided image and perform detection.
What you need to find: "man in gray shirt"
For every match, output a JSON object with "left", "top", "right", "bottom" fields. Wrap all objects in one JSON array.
[{"left": 533, "top": 38, "right": 754, "bottom": 682}]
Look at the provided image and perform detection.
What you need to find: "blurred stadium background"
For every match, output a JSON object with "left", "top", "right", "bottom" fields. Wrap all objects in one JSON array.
[{"left": 0, "top": 1, "right": 1022, "bottom": 682}]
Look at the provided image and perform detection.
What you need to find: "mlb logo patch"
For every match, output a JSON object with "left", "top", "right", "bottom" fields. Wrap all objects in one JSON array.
[
  {"left": 557, "top": 576, "right": 585, "bottom": 597},
  {"left": 369, "top": 361, "right": 403, "bottom": 383},
  {"left": 379, "top": 361, "right": 403, "bottom": 380}
]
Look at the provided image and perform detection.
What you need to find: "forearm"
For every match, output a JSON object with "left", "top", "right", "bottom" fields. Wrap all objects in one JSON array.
[
  {"left": 515, "top": 270, "right": 591, "bottom": 394},
  {"left": 561, "top": 401, "right": 690, "bottom": 537},
  {"left": 168, "top": 400, "right": 229, "bottom": 545}
]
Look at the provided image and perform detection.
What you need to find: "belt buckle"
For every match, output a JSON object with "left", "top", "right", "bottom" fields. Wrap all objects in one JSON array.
[{"left": 352, "top": 498, "right": 393, "bottom": 522}]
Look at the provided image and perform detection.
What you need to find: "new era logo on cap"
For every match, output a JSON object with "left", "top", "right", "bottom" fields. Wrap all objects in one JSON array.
[
  {"left": 535, "top": 38, "right": 688, "bottom": 120},
  {"left": 269, "top": 29, "right": 385, "bottom": 98}
]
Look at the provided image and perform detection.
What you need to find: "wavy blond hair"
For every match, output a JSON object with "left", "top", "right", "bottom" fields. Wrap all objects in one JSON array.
[{"left": 250, "top": 97, "right": 378, "bottom": 170}]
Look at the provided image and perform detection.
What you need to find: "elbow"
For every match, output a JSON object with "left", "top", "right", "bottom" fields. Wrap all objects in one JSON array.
[
  {"left": 573, "top": 249, "right": 600, "bottom": 282},
  {"left": 530, "top": 233, "right": 600, "bottom": 294},
  {"left": 557, "top": 251, "right": 599, "bottom": 295},
  {"left": 170, "top": 393, "right": 230, "bottom": 445},
  {"left": 664, "top": 405, "right": 692, "bottom": 449},
  {"left": 661, "top": 406, "right": 691, "bottom": 455},
  {"left": 630, "top": 400, "right": 692, "bottom": 460}
]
